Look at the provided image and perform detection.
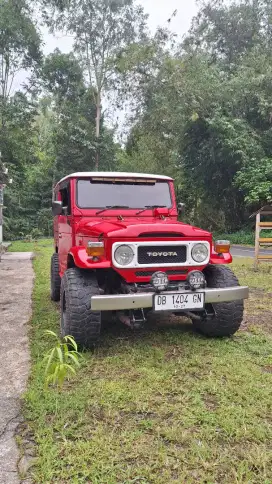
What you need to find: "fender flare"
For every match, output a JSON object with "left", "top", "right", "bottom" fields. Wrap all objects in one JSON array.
[
  {"left": 209, "top": 251, "right": 232, "bottom": 265},
  {"left": 69, "top": 247, "right": 111, "bottom": 270}
]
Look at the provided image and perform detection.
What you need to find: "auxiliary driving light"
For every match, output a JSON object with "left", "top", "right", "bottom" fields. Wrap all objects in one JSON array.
[
  {"left": 187, "top": 270, "right": 206, "bottom": 290},
  {"left": 151, "top": 271, "right": 169, "bottom": 291}
]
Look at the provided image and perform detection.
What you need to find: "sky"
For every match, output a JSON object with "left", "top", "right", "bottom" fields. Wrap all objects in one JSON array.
[
  {"left": 14, "top": 0, "right": 199, "bottom": 111},
  {"left": 31, "top": 0, "right": 199, "bottom": 135},
  {"left": 42, "top": 0, "right": 198, "bottom": 54}
]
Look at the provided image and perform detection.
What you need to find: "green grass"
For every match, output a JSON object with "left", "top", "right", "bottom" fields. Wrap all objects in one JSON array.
[
  {"left": 9, "top": 238, "right": 53, "bottom": 253},
  {"left": 16, "top": 240, "right": 272, "bottom": 483}
]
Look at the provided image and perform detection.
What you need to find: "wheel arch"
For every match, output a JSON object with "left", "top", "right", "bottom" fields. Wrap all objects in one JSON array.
[
  {"left": 67, "top": 253, "right": 76, "bottom": 269},
  {"left": 69, "top": 246, "right": 111, "bottom": 270}
]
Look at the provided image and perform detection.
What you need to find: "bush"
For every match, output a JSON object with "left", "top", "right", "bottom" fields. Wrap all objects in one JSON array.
[{"left": 214, "top": 229, "right": 272, "bottom": 245}]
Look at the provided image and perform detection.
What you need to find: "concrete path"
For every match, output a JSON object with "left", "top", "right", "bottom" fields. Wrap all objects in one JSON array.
[
  {"left": 0, "top": 252, "right": 34, "bottom": 483},
  {"left": 231, "top": 245, "right": 272, "bottom": 258}
]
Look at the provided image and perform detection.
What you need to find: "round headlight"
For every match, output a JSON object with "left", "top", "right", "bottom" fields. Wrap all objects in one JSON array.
[
  {"left": 191, "top": 243, "right": 209, "bottom": 263},
  {"left": 187, "top": 270, "right": 206, "bottom": 290},
  {"left": 114, "top": 245, "right": 134, "bottom": 266},
  {"left": 151, "top": 271, "right": 169, "bottom": 291}
]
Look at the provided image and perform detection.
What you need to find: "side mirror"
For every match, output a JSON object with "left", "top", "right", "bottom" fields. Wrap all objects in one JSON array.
[
  {"left": 52, "top": 201, "right": 63, "bottom": 216},
  {"left": 178, "top": 202, "right": 185, "bottom": 214}
]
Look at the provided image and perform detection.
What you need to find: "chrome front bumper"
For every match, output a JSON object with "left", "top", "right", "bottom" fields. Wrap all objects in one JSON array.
[{"left": 91, "top": 286, "right": 249, "bottom": 311}]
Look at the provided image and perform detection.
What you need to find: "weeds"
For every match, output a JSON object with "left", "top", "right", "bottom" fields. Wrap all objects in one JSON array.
[
  {"left": 43, "top": 330, "right": 83, "bottom": 389},
  {"left": 10, "top": 240, "right": 272, "bottom": 483}
]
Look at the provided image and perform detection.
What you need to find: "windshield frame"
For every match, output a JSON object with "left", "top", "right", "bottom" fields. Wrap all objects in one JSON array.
[{"left": 75, "top": 178, "right": 173, "bottom": 211}]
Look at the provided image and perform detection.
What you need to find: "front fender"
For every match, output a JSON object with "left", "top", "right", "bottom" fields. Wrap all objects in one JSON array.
[
  {"left": 209, "top": 252, "right": 232, "bottom": 265},
  {"left": 69, "top": 247, "right": 111, "bottom": 269}
]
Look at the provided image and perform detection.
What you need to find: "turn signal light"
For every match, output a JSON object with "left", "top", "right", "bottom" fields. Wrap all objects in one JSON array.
[
  {"left": 215, "top": 240, "right": 230, "bottom": 254},
  {"left": 86, "top": 241, "right": 104, "bottom": 257}
]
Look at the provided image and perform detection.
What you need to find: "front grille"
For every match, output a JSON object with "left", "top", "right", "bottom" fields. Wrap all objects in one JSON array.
[
  {"left": 135, "top": 270, "right": 188, "bottom": 277},
  {"left": 137, "top": 245, "right": 187, "bottom": 265}
]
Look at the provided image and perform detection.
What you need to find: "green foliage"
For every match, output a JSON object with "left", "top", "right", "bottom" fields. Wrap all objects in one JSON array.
[
  {"left": 43, "top": 330, "right": 83, "bottom": 389},
  {"left": 214, "top": 230, "right": 255, "bottom": 246},
  {"left": 214, "top": 229, "right": 272, "bottom": 246},
  {"left": 123, "top": 0, "right": 272, "bottom": 231},
  {"left": 47, "top": 0, "right": 148, "bottom": 169},
  {"left": 2, "top": 0, "right": 272, "bottom": 239},
  {"left": 185, "top": 0, "right": 272, "bottom": 67}
]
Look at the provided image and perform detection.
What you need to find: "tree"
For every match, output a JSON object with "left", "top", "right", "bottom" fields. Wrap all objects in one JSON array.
[
  {"left": 49, "top": 0, "right": 148, "bottom": 169},
  {"left": 0, "top": 0, "right": 41, "bottom": 105},
  {"left": 184, "top": 0, "right": 272, "bottom": 68},
  {"left": 122, "top": 0, "right": 272, "bottom": 232},
  {"left": 41, "top": 49, "right": 118, "bottom": 178},
  {"left": 0, "top": 0, "right": 41, "bottom": 178}
]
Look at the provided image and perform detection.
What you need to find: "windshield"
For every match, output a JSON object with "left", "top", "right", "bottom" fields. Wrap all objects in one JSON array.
[{"left": 77, "top": 179, "right": 172, "bottom": 209}]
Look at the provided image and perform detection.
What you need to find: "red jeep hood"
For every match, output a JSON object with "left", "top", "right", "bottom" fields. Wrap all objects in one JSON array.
[{"left": 77, "top": 219, "right": 211, "bottom": 239}]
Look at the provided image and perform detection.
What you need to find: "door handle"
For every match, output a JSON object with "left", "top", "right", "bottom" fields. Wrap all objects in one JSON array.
[{"left": 59, "top": 234, "right": 62, "bottom": 238}]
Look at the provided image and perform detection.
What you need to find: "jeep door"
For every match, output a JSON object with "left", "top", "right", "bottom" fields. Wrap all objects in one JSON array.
[{"left": 57, "top": 182, "right": 73, "bottom": 275}]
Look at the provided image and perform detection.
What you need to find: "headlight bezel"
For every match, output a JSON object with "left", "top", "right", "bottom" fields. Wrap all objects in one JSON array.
[
  {"left": 114, "top": 244, "right": 134, "bottom": 266},
  {"left": 191, "top": 243, "right": 209, "bottom": 264}
]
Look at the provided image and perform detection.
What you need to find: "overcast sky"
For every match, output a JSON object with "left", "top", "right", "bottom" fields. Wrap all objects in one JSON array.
[
  {"left": 43, "top": 0, "right": 198, "bottom": 54},
  {"left": 14, "top": 0, "right": 198, "bottom": 123},
  {"left": 32, "top": 0, "right": 199, "bottom": 134},
  {"left": 15, "top": 0, "right": 198, "bottom": 91}
]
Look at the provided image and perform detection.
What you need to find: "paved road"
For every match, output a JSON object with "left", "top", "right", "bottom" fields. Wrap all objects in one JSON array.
[
  {"left": 0, "top": 252, "right": 34, "bottom": 483},
  {"left": 231, "top": 245, "right": 272, "bottom": 258}
]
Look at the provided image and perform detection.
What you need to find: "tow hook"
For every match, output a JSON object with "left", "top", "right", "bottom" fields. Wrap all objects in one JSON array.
[
  {"left": 117, "top": 309, "right": 146, "bottom": 329},
  {"left": 184, "top": 305, "right": 216, "bottom": 321}
]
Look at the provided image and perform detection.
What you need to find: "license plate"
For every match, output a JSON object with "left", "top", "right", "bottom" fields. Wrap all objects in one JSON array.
[{"left": 154, "top": 292, "right": 205, "bottom": 312}]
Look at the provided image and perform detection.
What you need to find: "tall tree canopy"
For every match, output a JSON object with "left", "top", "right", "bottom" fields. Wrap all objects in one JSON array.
[
  {"left": 122, "top": 0, "right": 272, "bottom": 231},
  {"left": 45, "top": 0, "right": 148, "bottom": 169},
  {"left": 1, "top": 0, "right": 272, "bottom": 239}
]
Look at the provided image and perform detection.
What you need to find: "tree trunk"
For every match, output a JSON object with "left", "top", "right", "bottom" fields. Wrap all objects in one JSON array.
[{"left": 95, "top": 92, "right": 101, "bottom": 171}]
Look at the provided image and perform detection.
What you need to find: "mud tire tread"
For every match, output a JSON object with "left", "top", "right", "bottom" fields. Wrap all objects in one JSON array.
[
  {"left": 192, "top": 265, "right": 244, "bottom": 337},
  {"left": 50, "top": 253, "right": 61, "bottom": 302},
  {"left": 60, "top": 268, "right": 101, "bottom": 348}
]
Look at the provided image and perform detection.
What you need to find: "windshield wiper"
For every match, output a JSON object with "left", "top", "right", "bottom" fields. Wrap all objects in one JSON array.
[
  {"left": 136, "top": 205, "right": 167, "bottom": 215},
  {"left": 96, "top": 205, "right": 130, "bottom": 215}
]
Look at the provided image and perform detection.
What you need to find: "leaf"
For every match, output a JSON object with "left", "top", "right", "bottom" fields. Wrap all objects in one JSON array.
[
  {"left": 67, "top": 352, "right": 81, "bottom": 367},
  {"left": 56, "top": 346, "right": 64, "bottom": 364},
  {"left": 44, "top": 348, "right": 57, "bottom": 375},
  {"left": 191, "top": 112, "right": 199, "bottom": 122},
  {"left": 64, "top": 335, "right": 78, "bottom": 351},
  {"left": 44, "top": 330, "right": 59, "bottom": 339},
  {"left": 64, "top": 364, "right": 76, "bottom": 375}
]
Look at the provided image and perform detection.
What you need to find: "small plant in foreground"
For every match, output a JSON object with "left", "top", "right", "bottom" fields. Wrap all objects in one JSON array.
[{"left": 43, "top": 330, "right": 83, "bottom": 389}]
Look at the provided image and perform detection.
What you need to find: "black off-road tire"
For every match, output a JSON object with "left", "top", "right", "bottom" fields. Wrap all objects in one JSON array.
[
  {"left": 60, "top": 268, "right": 101, "bottom": 349},
  {"left": 50, "top": 253, "right": 61, "bottom": 302},
  {"left": 192, "top": 265, "right": 244, "bottom": 337}
]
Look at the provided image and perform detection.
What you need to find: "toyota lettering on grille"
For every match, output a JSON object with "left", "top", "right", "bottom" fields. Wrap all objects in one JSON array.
[{"left": 147, "top": 252, "right": 178, "bottom": 257}]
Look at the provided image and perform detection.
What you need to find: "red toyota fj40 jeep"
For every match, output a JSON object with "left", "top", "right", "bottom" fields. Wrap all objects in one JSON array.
[{"left": 51, "top": 172, "right": 249, "bottom": 348}]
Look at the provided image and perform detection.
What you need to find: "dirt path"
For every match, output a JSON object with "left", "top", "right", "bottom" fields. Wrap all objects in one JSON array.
[{"left": 0, "top": 253, "right": 34, "bottom": 484}]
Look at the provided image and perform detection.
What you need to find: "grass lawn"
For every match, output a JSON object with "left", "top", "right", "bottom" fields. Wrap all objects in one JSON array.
[{"left": 11, "top": 239, "right": 272, "bottom": 484}]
